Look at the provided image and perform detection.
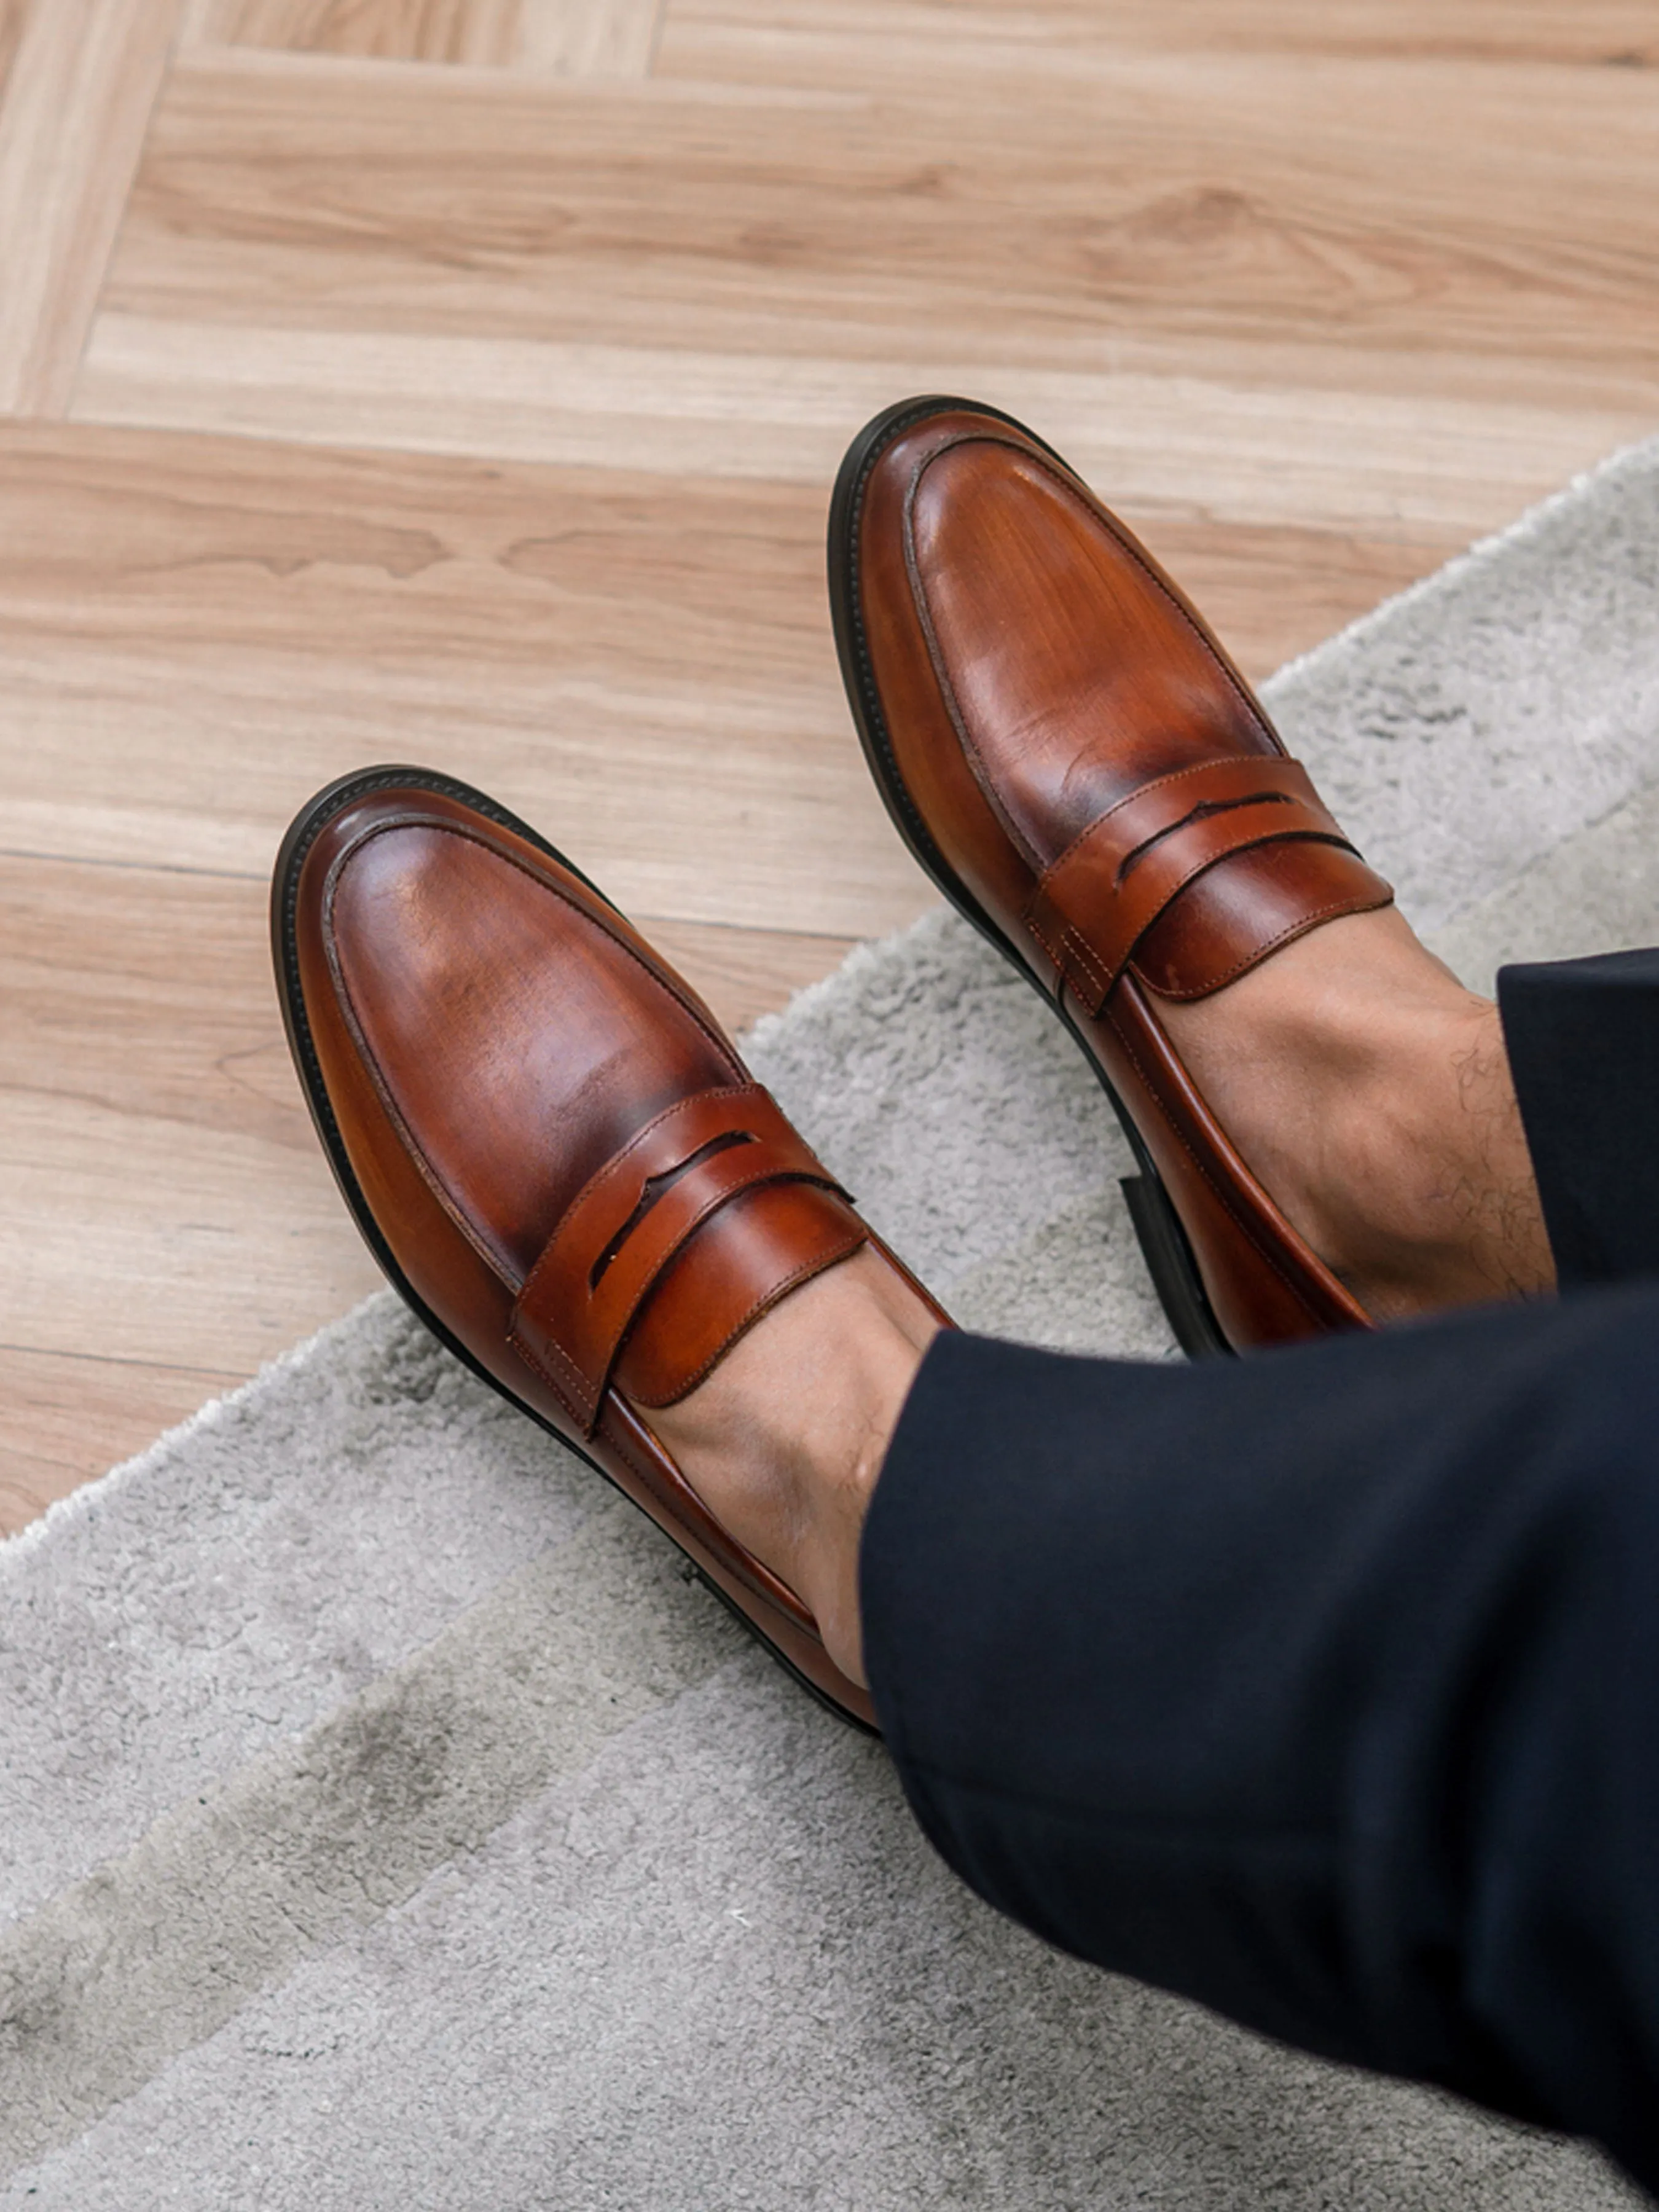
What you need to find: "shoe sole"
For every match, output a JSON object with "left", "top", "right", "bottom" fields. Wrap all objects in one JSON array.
[
  {"left": 272, "top": 763, "right": 878, "bottom": 1734},
  {"left": 826, "top": 394, "right": 1233, "bottom": 1360}
]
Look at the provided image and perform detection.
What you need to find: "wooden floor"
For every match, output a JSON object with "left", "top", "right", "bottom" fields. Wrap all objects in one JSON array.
[{"left": 4, "top": 0, "right": 1658, "bottom": 1533}]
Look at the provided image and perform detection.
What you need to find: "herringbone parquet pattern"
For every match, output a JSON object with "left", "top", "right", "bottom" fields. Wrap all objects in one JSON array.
[{"left": 4, "top": 0, "right": 1657, "bottom": 1526}]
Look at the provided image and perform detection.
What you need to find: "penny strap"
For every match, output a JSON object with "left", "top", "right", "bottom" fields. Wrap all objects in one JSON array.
[
  {"left": 1024, "top": 755, "right": 1378, "bottom": 1015},
  {"left": 510, "top": 1084, "right": 857, "bottom": 1437}
]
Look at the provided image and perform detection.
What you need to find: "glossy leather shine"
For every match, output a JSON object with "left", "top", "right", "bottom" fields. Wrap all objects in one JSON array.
[
  {"left": 836, "top": 399, "right": 1391, "bottom": 1351},
  {"left": 276, "top": 771, "right": 946, "bottom": 1728}
]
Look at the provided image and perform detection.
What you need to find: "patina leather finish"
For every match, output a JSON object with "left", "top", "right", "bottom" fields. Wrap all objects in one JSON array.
[
  {"left": 275, "top": 767, "right": 946, "bottom": 1729},
  {"left": 833, "top": 396, "right": 1392, "bottom": 1353}
]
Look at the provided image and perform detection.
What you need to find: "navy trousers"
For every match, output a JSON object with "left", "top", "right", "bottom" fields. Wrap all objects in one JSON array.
[{"left": 860, "top": 951, "right": 1659, "bottom": 2197}]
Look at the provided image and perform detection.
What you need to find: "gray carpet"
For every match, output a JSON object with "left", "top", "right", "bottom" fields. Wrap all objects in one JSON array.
[{"left": 8, "top": 442, "right": 1659, "bottom": 2211}]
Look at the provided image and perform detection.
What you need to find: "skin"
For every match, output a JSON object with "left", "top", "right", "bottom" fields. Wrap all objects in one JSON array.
[{"left": 649, "top": 906, "right": 1556, "bottom": 1689}]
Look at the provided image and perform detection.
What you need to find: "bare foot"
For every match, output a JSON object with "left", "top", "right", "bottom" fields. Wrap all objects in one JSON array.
[
  {"left": 1157, "top": 906, "right": 1555, "bottom": 1320},
  {"left": 645, "top": 1245, "right": 940, "bottom": 1685}
]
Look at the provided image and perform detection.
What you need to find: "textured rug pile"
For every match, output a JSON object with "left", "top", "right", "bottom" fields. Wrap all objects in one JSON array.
[{"left": 7, "top": 445, "right": 1659, "bottom": 2208}]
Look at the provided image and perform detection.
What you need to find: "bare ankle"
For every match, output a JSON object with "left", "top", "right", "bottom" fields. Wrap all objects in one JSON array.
[
  {"left": 643, "top": 1247, "right": 938, "bottom": 1685},
  {"left": 1159, "top": 908, "right": 1555, "bottom": 1318}
]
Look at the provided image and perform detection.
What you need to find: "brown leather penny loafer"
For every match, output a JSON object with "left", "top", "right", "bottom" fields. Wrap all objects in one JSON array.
[
  {"left": 273, "top": 766, "right": 949, "bottom": 1730},
  {"left": 830, "top": 396, "right": 1391, "bottom": 1356}
]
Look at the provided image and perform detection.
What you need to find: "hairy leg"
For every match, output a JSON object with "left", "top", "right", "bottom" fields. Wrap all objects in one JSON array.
[{"left": 1156, "top": 907, "right": 1555, "bottom": 1319}]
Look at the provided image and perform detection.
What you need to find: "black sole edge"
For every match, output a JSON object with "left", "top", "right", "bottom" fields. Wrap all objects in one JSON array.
[
  {"left": 271, "top": 763, "right": 879, "bottom": 1738},
  {"left": 827, "top": 397, "right": 1234, "bottom": 1363}
]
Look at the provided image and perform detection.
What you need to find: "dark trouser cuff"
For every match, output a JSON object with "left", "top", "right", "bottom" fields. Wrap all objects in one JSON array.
[
  {"left": 861, "top": 1305, "right": 1659, "bottom": 2194},
  {"left": 1499, "top": 949, "right": 1659, "bottom": 1290}
]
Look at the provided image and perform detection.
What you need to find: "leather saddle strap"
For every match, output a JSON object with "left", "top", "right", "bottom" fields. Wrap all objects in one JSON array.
[
  {"left": 1024, "top": 755, "right": 1359, "bottom": 1016},
  {"left": 509, "top": 1084, "right": 849, "bottom": 1437}
]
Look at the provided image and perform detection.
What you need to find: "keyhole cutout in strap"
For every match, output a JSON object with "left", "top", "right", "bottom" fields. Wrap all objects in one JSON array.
[
  {"left": 1116, "top": 790, "right": 1298, "bottom": 885},
  {"left": 588, "top": 1131, "right": 755, "bottom": 1292}
]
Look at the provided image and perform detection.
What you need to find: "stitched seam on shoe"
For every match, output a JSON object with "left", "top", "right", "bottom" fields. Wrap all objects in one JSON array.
[
  {"left": 842, "top": 410, "right": 1282, "bottom": 973},
  {"left": 1026, "top": 908, "right": 1110, "bottom": 1007},
  {"left": 407, "top": 817, "right": 748, "bottom": 1077},
  {"left": 325, "top": 815, "right": 753, "bottom": 1330},
  {"left": 1134, "top": 885, "right": 1393, "bottom": 1003},
  {"left": 507, "top": 1330, "right": 592, "bottom": 1430},
  {"left": 513, "top": 1085, "right": 830, "bottom": 1419},
  {"left": 531, "top": 1082, "right": 768, "bottom": 1298},
  {"left": 1035, "top": 845, "right": 1345, "bottom": 1013},
  {"left": 1040, "top": 758, "right": 1316, "bottom": 882}
]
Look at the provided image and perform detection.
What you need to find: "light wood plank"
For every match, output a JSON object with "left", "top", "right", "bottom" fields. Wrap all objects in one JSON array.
[
  {"left": 74, "top": 312, "right": 1652, "bottom": 538},
  {"left": 189, "top": 0, "right": 519, "bottom": 64},
  {"left": 0, "top": 1349, "right": 242, "bottom": 1539},
  {"left": 0, "top": 847, "right": 857, "bottom": 1416},
  {"left": 0, "top": 1, "right": 26, "bottom": 96},
  {"left": 0, "top": 853, "right": 384, "bottom": 1379},
  {"left": 0, "top": 0, "right": 184, "bottom": 417},
  {"left": 515, "top": 0, "right": 660, "bottom": 75},
  {"left": 0, "top": 422, "right": 928, "bottom": 935},
  {"left": 95, "top": 48, "right": 1659, "bottom": 386},
  {"left": 0, "top": 424, "right": 1465, "bottom": 930},
  {"left": 10, "top": 1, "right": 1659, "bottom": 1534},
  {"left": 661, "top": 1, "right": 1659, "bottom": 72},
  {"left": 185, "top": 0, "right": 662, "bottom": 73}
]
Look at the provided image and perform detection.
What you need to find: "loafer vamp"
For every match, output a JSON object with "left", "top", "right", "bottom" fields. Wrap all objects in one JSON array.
[
  {"left": 836, "top": 398, "right": 1386, "bottom": 1354},
  {"left": 907, "top": 434, "right": 1273, "bottom": 873},
  {"left": 280, "top": 770, "right": 902, "bottom": 1731},
  {"left": 321, "top": 807, "right": 737, "bottom": 1285}
]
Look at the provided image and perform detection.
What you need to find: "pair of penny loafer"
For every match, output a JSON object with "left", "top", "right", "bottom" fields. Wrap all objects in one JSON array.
[{"left": 274, "top": 397, "right": 1391, "bottom": 1730}]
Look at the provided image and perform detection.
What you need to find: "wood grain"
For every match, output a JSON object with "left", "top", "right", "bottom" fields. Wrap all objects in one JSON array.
[
  {"left": 189, "top": 0, "right": 520, "bottom": 63},
  {"left": 0, "top": 853, "right": 382, "bottom": 1384},
  {"left": 662, "top": 1, "right": 1659, "bottom": 71},
  {"left": 0, "top": 844, "right": 852, "bottom": 1521},
  {"left": 0, "top": 0, "right": 184, "bottom": 416},
  {"left": 75, "top": 45, "right": 1659, "bottom": 542},
  {"left": 99, "top": 49, "right": 1659, "bottom": 385},
  {"left": 514, "top": 0, "right": 661, "bottom": 75},
  {"left": 0, "top": 1349, "right": 242, "bottom": 1537},
  {"left": 0, "top": 422, "right": 929, "bottom": 934},
  {"left": 0, "top": 1, "right": 26, "bottom": 96},
  {"left": 186, "top": 0, "right": 661, "bottom": 71},
  {"left": 4, "top": 0, "right": 1659, "bottom": 1530},
  {"left": 75, "top": 312, "right": 1651, "bottom": 543}
]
